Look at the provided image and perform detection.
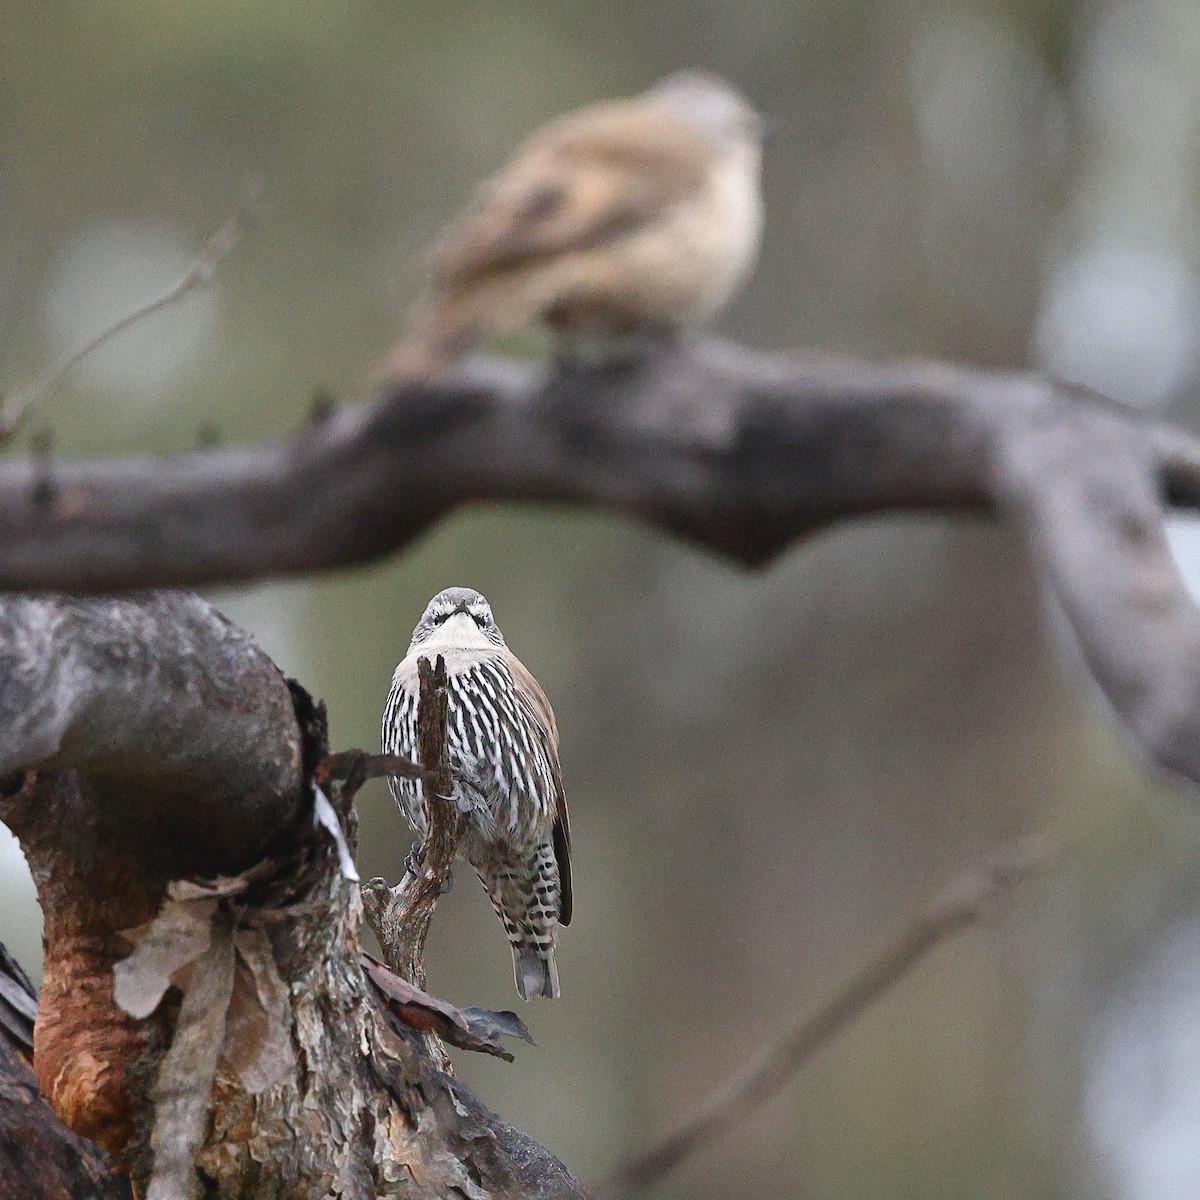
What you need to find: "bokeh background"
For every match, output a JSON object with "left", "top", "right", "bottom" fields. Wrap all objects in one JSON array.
[{"left": 6, "top": 2, "right": 1200, "bottom": 1197}]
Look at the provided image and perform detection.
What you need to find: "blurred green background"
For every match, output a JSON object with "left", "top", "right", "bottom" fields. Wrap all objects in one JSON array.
[{"left": 6, "top": 2, "right": 1200, "bottom": 1197}]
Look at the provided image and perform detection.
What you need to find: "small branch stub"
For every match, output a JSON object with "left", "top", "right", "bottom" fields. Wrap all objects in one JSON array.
[{"left": 362, "top": 654, "right": 461, "bottom": 1067}]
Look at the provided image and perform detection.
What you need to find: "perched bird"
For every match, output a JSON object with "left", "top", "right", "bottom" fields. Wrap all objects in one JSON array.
[
  {"left": 382, "top": 587, "right": 572, "bottom": 1000},
  {"left": 378, "top": 70, "right": 764, "bottom": 379}
]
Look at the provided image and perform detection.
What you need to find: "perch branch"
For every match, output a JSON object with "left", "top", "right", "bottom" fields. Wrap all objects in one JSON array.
[
  {"left": 2, "top": 341, "right": 1200, "bottom": 782},
  {"left": 596, "top": 836, "right": 1055, "bottom": 1199},
  {"left": 0, "top": 182, "right": 260, "bottom": 442},
  {"left": 362, "top": 656, "right": 462, "bottom": 1067}
]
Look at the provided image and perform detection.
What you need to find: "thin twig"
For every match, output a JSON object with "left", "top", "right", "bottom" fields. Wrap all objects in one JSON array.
[
  {"left": 0, "top": 179, "right": 263, "bottom": 442},
  {"left": 361, "top": 654, "right": 462, "bottom": 1072},
  {"left": 595, "top": 836, "right": 1056, "bottom": 1199},
  {"left": 315, "top": 749, "right": 427, "bottom": 806}
]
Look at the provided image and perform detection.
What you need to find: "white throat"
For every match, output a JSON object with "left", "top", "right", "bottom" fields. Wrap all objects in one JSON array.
[{"left": 412, "top": 610, "right": 496, "bottom": 653}]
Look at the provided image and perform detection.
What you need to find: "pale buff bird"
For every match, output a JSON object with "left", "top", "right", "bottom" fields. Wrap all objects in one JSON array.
[{"left": 378, "top": 70, "right": 764, "bottom": 379}]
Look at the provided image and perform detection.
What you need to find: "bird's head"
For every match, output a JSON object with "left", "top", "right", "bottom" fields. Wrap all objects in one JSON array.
[
  {"left": 644, "top": 70, "right": 764, "bottom": 159},
  {"left": 409, "top": 587, "right": 506, "bottom": 650}
]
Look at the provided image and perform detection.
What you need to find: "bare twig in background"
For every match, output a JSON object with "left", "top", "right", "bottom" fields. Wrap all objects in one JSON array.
[
  {"left": 1, "top": 342, "right": 1199, "bottom": 785},
  {"left": 595, "top": 836, "right": 1056, "bottom": 1199},
  {"left": 0, "top": 179, "right": 262, "bottom": 442},
  {"left": 361, "top": 654, "right": 461, "bottom": 1070}
]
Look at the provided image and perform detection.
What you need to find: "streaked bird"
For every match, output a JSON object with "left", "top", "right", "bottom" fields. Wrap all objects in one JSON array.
[
  {"left": 382, "top": 587, "right": 572, "bottom": 1000},
  {"left": 377, "top": 70, "right": 764, "bottom": 379}
]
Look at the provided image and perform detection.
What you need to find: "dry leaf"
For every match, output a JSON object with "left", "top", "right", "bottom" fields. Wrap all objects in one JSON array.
[
  {"left": 169, "top": 877, "right": 248, "bottom": 902},
  {"left": 114, "top": 898, "right": 217, "bottom": 1020},
  {"left": 110, "top": 864, "right": 303, "bottom": 1197},
  {"left": 362, "top": 955, "right": 533, "bottom": 1061},
  {"left": 222, "top": 956, "right": 269, "bottom": 1085},
  {"left": 224, "top": 927, "right": 294, "bottom": 1094},
  {"left": 146, "top": 921, "right": 235, "bottom": 1200},
  {"left": 457, "top": 1006, "right": 536, "bottom": 1049}
]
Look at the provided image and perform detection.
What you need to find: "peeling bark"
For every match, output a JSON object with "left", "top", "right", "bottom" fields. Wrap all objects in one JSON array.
[{"left": 0, "top": 942, "right": 131, "bottom": 1200}]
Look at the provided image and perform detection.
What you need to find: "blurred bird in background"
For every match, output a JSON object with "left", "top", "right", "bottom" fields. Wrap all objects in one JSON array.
[
  {"left": 382, "top": 588, "right": 572, "bottom": 1000},
  {"left": 377, "top": 70, "right": 764, "bottom": 379}
]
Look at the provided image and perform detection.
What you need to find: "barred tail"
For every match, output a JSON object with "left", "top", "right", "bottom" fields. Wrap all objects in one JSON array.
[
  {"left": 480, "top": 839, "right": 563, "bottom": 1001},
  {"left": 514, "top": 946, "right": 559, "bottom": 1002}
]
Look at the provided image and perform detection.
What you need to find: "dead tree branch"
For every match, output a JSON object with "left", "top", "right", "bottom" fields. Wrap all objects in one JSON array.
[
  {"left": 0, "top": 593, "right": 583, "bottom": 1200},
  {"left": 596, "top": 837, "right": 1055, "bottom": 1199},
  {"left": 362, "top": 654, "right": 462, "bottom": 1072},
  {"left": 1, "top": 340, "right": 1199, "bottom": 782},
  {"left": 362, "top": 656, "right": 461, "bottom": 991}
]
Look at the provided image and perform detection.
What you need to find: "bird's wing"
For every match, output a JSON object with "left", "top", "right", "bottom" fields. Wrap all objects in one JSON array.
[
  {"left": 551, "top": 797, "right": 573, "bottom": 927},
  {"left": 429, "top": 100, "right": 710, "bottom": 295},
  {"left": 503, "top": 649, "right": 572, "bottom": 927}
]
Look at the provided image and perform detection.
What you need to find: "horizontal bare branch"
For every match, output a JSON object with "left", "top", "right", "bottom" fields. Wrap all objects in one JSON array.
[
  {"left": 0, "top": 342, "right": 1001, "bottom": 590},
  {"left": 2, "top": 340, "right": 1200, "bottom": 784}
]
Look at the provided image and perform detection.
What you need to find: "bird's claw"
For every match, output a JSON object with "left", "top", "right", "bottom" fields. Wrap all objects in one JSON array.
[
  {"left": 403, "top": 843, "right": 423, "bottom": 877},
  {"left": 404, "top": 844, "right": 453, "bottom": 894}
]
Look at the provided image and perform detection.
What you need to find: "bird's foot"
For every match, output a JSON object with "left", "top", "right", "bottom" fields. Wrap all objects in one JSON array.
[
  {"left": 403, "top": 843, "right": 423, "bottom": 877},
  {"left": 404, "top": 844, "right": 453, "bottom": 894}
]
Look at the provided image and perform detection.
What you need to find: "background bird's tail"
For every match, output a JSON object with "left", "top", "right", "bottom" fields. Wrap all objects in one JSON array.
[{"left": 372, "top": 299, "right": 480, "bottom": 385}]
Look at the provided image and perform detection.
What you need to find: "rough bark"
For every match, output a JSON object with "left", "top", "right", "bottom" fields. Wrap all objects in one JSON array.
[
  {"left": 2, "top": 340, "right": 1200, "bottom": 783},
  {"left": 0, "top": 593, "right": 584, "bottom": 1200},
  {"left": 0, "top": 945, "right": 131, "bottom": 1200}
]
